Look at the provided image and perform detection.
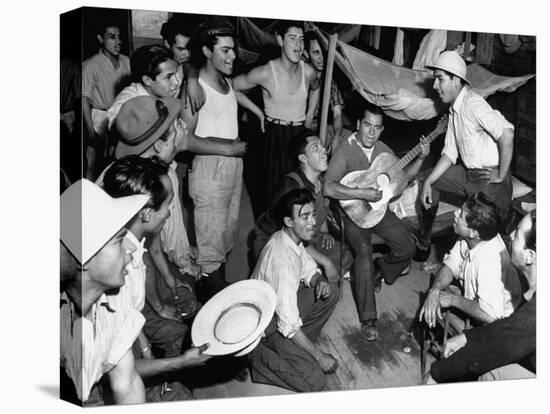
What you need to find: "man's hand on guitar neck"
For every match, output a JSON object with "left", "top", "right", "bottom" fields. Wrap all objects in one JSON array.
[{"left": 360, "top": 187, "right": 383, "bottom": 202}]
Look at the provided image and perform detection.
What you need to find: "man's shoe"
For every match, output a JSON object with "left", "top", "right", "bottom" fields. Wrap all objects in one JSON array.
[
  {"left": 361, "top": 319, "right": 379, "bottom": 341},
  {"left": 412, "top": 234, "right": 431, "bottom": 262}
]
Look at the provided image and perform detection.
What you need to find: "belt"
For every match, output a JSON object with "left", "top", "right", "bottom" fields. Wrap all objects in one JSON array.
[{"left": 265, "top": 115, "right": 305, "bottom": 127}]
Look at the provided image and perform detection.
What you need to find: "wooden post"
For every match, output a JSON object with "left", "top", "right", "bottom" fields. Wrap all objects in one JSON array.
[
  {"left": 319, "top": 33, "right": 338, "bottom": 147},
  {"left": 464, "top": 32, "right": 471, "bottom": 61}
]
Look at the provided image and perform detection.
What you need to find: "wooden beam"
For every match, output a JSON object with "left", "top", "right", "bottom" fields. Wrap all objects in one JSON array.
[{"left": 319, "top": 33, "right": 338, "bottom": 147}]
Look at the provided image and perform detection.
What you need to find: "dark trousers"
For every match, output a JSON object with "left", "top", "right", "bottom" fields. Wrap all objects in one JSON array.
[
  {"left": 264, "top": 121, "right": 305, "bottom": 200},
  {"left": 344, "top": 209, "right": 415, "bottom": 322},
  {"left": 250, "top": 282, "right": 339, "bottom": 392},
  {"left": 142, "top": 255, "right": 199, "bottom": 358},
  {"left": 416, "top": 165, "right": 513, "bottom": 247}
]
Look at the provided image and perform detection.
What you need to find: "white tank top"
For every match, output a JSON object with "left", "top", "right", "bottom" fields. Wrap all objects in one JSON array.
[
  {"left": 263, "top": 60, "right": 308, "bottom": 122},
  {"left": 195, "top": 77, "right": 238, "bottom": 140}
]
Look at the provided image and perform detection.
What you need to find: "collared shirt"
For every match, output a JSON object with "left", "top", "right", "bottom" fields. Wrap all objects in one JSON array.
[
  {"left": 115, "top": 230, "right": 148, "bottom": 312},
  {"left": 325, "top": 132, "right": 395, "bottom": 184},
  {"left": 442, "top": 87, "right": 514, "bottom": 169},
  {"left": 251, "top": 229, "right": 320, "bottom": 338},
  {"left": 82, "top": 50, "right": 131, "bottom": 111},
  {"left": 106, "top": 82, "right": 149, "bottom": 129},
  {"left": 96, "top": 162, "right": 193, "bottom": 274},
  {"left": 60, "top": 291, "right": 144, "bottom": 402},
  {"left": 443, "top": 234, "right": 521, "bottom": 319}
]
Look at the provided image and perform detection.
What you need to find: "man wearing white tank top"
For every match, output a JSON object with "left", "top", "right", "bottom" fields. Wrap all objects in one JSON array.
[
  {"left": 182, "top": 24, "right": 263, "bottom": 298},
  {"left": 233, "top": 20, "right": 320, "bottom": 202}
]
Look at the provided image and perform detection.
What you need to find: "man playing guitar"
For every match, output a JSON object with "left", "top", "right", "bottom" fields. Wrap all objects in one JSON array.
[{"left": 324, "top": 103, "right": 430, "bottom": 341}]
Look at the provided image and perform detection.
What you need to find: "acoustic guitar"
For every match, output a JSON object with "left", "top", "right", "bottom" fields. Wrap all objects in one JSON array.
[{"left": 339, "top": 115, "right": 448, "bottom": 229}]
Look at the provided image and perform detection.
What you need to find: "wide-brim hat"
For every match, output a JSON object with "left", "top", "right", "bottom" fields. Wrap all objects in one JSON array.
[
  {"left": 115, "top": 96, "right": 182, "bottom": 159},
  {"left": 191, "top": 280, "right": 277, "bottom": 356},
  {"left": 426, "top": 50, "right": 470, "bottom": 86},
  {"left": 60, "top": 179, "right": 149, "bottom": 265}
]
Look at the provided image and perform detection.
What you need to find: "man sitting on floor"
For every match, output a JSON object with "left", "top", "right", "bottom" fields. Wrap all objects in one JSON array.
[
  {"left": 250, "top": 188, "right": 339, "bottom": 392},
  {"left": 425, "top": 210, "right": 536, "bottom": 383},
  {"left": 253, "top": 128, "right": 351, "bottom": 280},
  {"left": 419, "top": 192, "right": 522, "bottom": 330}
]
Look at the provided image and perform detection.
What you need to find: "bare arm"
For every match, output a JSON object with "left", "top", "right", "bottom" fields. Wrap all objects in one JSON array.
[
  {"left": 135, "top": 343, "right": 212, "bottom": 378},
  {"left": 420, "top": 154, "right": 454, "bottom": 209},
  {"left": 404, "top": 137, "right": 430, "bottom": 182},
  {"left": 181, "top": 62, "right": 205, "bottom": 114},
  {"left": 235, "top": 90, "right": 265, "bottom": 132},
  {"left": 418, "top": 264, "right": 454, "bottom": 328},
  {"left": 147, "top": 235, "right": 177, "bottom": 298},
  {"left": 495, "top": 128, "right": 514, "bottom": 182},
  {"left": 447, "top": 295, "right": 496, "bottom": 324},
  {"left": 108, "top": 348, "right": 146, "bottom": 405},
  {"left": 232, "top": 64, "right": 268, "bottom": 92},
  {"left": 305, "top": 66, "right": 320, "bottom": 128},
  {"left": 305, "top": 245, "right": 338, "bottom": 283},
  {"left": 324, "top": 179, "right": 382, "bottom": 203}
]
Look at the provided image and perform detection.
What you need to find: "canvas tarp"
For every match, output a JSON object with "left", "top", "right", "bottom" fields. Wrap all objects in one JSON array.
[{"left": 338, "top": 40, "right": 535, "bottom": 121}]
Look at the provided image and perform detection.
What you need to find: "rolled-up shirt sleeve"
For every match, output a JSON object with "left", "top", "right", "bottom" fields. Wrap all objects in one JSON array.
[
  {"left": 442, "top": 240, "right": 463, "bottom": 279},
  {"left": 301, "top": 248, "right": 321, "bottom": 288},
  {"left": 469, "top": 96, "right": 514, "bottom": 142}
]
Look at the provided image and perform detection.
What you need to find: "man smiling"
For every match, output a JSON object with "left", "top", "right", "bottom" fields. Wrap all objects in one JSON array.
[
  {"left": 251, "top": 189, "right": 339, "bottom": 392},
  {"left": 324, "top": 103, "right": 429, "bottom": 340}
]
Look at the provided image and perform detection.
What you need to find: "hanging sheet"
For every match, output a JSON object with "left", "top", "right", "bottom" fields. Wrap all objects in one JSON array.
[{"left": 339, "top": 41, "right": 535, "bottom": 121}]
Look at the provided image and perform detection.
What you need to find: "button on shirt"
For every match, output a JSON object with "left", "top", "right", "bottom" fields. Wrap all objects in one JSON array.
[
  {"left": 442, "top": 234, "right": 520, "bottom": 319},
  {"left": 60, "top": 292, "right": 144, "bottom": 402},
  {"left": 252, "top": 229, "right": 320, "bottom": 338},
  {"left": 82, "top": 50, "right": 131, "bottom": 111},
  {"left": 113, "top": 230, "right": 148, "bottom": 312},
  {"left": 442, "top": 87, "right": 514, "bottom": 169}
]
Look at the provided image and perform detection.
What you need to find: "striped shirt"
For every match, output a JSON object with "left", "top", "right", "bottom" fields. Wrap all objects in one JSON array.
[
  {"left": 442, "top": 87, "right": 514, "bottom": 169},
  {"left": 60, "top": 291, "right": 144, "bottom": 402},
  {"left": 252, "top": 229, "right": 320, "bottom": 338}
]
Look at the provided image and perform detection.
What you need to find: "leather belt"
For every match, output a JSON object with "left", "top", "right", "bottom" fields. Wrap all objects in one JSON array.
[{"left": 265, "top": 115, "right": 305, "bottom": 127}]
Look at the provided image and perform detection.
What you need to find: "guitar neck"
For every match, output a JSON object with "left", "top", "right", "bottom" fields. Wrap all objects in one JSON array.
[{"left": 386, "top": 122, "right": 446, "bottom": 180}]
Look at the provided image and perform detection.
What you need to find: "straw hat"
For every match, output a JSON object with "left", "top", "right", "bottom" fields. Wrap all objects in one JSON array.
[
  {"left": 426, "top": 50, "right": 470, "bottom": 85},
  {"left": 60, "top": 179, "right": 149, "bottom": 265},
  {"left": 115, "top": 96, "right": 182, "bottom": 159},
  {"left": 191, "top": 280, "right": 277, "bottom": 356}
]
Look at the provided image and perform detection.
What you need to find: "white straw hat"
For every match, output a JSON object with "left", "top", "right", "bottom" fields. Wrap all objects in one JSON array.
[
  {"left": 191, "top": 280, "right": 277, "bottom": 356},
  {"left": 60, "top": 179, "right": 149, "bottom": 265},
  {"left": 426, "top": 50, "right": 470, "bottom": 85}
]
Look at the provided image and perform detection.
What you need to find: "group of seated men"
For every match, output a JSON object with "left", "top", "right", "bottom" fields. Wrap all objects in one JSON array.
[{"left": 60, "top": 15, "right": 535, "bottom": 405}]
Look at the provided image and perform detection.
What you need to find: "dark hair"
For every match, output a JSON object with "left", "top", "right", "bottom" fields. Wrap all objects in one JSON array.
[
  {"left": 160, "top": 16, "right": 196, "bottom": 46},
  {"left": 274, "top": 188, "right": 314, "bottom": 227},
  {"left": 304, "top": 30, "right": 318, "bottom": 51},
  {"left": 94, "top": 21, "right": 120, "bottom": 37},
  {"left": 189, "top": 23, "right": 235, "bottom": 68},
  {"left": 102, "top": 155, "right": 170, "bottom": 211},
  {"left": 130, "top": 45, "right": 173, "bottom": 84},
  {"left": 463, "top": 192, "right": 501, "bottom": 241},
  {"left": 525, "top": 210, "right": 536, "bottom": 251},
  {"left": 289, "top": 129, "right": 317, "bottom": 168},
  {"left": 275, "top": 20, "right": 304, "bottom": 38},
  {"left": 358, "top": 102, "right": 384, "bottom": 122}
]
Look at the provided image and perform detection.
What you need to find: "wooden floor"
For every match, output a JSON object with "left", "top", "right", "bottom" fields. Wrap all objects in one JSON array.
[{"left": 193, "top": 259, "right": 437, "bottom": 399}]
